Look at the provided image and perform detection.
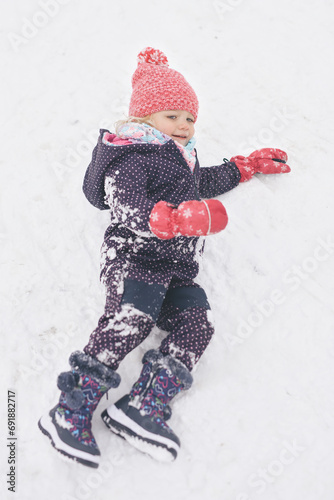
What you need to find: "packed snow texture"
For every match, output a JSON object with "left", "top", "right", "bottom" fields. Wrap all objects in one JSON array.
[{"left": 1, "top": 0, "right": 334, "bottom": 499}]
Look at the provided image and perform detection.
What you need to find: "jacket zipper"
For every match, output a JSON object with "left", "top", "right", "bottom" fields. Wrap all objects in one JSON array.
[{"left": 171, "top": 151, "right": 201, "bottom": 201}]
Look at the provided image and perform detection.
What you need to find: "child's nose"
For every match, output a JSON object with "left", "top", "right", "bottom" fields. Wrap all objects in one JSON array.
[{"left": 179, "top": 120, "right": 189, "bottom": 130}]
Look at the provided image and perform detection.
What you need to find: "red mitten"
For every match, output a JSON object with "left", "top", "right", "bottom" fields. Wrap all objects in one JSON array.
[
  {"left": 176, "top": 199, "right": 228, "bottom": 236},
  {"left": 231, "top": 148, "right": 291, "bottom": 182},
  {"left": 149, "top": 201, "right": 177, "bottom": 239},
  {"left": 149, "top": 200, "right": 228, "bottom": 239}
]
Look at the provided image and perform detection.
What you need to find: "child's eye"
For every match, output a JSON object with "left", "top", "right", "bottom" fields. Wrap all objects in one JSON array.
[
  {"left": 167, "top": 115, "right": 176, "bottom": 120},
  {"left": 187, "top": 118, "right": 194, "bottom": 123}
]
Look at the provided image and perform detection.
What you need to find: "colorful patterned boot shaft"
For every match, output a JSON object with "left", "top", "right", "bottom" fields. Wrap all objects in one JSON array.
[
  {"left": 55, "top": 351, "right": 121, "bottom": 449},
  {"left": 129, "top": 350, "right": 192, "bottom": 432},
  {"left": 55, "top": 372, "right": 109, "bottom": 448}
]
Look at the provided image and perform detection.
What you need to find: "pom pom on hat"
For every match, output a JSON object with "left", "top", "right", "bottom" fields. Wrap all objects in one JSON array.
[
  {"left": 137, "top": 47, "right": 169, "bottom": 66},
  {"left": 129, "top": 47, "right": 199, "bottom": 122}
]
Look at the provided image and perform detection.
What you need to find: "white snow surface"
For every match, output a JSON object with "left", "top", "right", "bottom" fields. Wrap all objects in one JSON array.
[{"left": 2, "top": 1, "right": 334, "bottom": 499}]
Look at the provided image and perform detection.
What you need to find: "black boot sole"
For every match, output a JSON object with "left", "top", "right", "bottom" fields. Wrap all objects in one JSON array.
[
  {"left": 38, "top": 413, "right": 100, "bottom": 468},
  {"left": 101, "top": 406, "right": 179, "bottom": 462}
]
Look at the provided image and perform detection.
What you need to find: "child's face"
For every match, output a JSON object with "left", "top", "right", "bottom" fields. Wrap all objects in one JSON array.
[{"left": 150, "top": 110, "right": 195, "bottom": 146}]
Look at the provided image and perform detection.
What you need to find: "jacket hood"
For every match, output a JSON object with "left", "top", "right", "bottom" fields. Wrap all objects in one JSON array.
[{"left": 83, "top": 129, "right": 156, "bottom": 210}]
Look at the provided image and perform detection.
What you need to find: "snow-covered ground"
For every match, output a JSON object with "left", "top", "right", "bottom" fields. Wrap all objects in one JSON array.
[{"left": 2, "top": 0, "right": 334, "bottom": 499}]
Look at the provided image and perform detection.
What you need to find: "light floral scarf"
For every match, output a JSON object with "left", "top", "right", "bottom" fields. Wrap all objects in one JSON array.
[{"left": 116, "top": 122, "right": 197, "bottom": 173}]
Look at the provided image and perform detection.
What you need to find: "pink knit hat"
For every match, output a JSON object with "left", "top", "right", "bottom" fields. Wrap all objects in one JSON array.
[{"left": 129, "top": 47, "right": 199, "bottom": 122}]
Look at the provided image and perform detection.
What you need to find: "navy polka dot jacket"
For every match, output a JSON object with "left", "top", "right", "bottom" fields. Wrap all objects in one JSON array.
[{"left": 83, "top": 129, "right": 241, "bottom": 276}]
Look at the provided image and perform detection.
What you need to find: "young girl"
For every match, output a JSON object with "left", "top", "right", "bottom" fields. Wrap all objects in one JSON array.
[{"left": 38, "top": 47, "right": 290, "bottom": 468}]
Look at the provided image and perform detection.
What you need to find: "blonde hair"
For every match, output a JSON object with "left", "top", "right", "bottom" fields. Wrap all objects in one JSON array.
[{"left": 115, "top": 115, "right": 154, "bottom": 134}]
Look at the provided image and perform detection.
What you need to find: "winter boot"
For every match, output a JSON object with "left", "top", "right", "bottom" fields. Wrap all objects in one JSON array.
[
  {"left": 101, "top": 349, "right": 193, "bottom": 462},
  {"left": 38, "top": 351, "right": 120, "bottom": 468}
]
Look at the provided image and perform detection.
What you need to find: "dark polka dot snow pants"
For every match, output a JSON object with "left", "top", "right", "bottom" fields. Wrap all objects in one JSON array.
[{"left": 83, "top": 250, "right": 214, "bottom": 372}]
